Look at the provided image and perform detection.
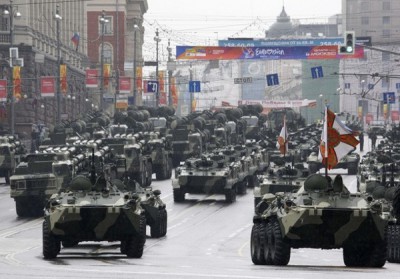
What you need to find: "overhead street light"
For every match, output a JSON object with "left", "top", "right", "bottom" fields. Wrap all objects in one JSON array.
[
  {"left": 154, "top": 29, "right": 161, "bottom": 107},
  {"left": 99, "top": 10, "right": 109, "bottom": 110},
  {"left": 132, "top": 21, "right": 140, "bottom": 106},
  {"left": 3, "top": 0, "right": 22, "bottom": 136},
  {"left": 54, "top": 4, "right": 62, "bottom": 125}
]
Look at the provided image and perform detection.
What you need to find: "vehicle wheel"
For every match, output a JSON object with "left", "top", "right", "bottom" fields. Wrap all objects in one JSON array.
[
  {"left": 173, "top": 188, "right": 185, "bottom": 202},
  {"left": 343, "top": 242, "right": 369, "bottom": 267},
  {"left": 166, "top": 157, "right": 173, "bottom": 179},
  {"left": 387, "top": 224, "right": 400, "bottom": 263},
  {"left": 15, "top": 199, "right": 28, "bottom": 217},
  {"left": 125, "top": 214, "right": 146, "bottom": 258},
  {"left": 62, "top": 240, "right": 79, "bottom": 248},
  {"left": 347, "top": 164, "right": 358, "bottom": 175},
  {"left": 120, "top": 241, "right": 127, "bottom": 254},
  {"left": 237, "top": 180, "right": 247, "bottom": 195},
  {"left": 145, "top": 162, "right": 153, "bottom": 186},
  {"left": 250, "top": 223, "right": 266, "bottom": 265},
  {"left": 43, "top": 220, "right": 60, "bottom": 259},
  {"left": 269, "top": 219, "right": 290, "bottom": 265},
  {"left": 225, "top": 186, "right": 237, "bottom": 203},
  {"left": 150, "top": 208, "right": 167, "bottom": 238},
  {"left": 5, "top": 170, "right": 10, "bottom": 185},
  {"left": 155, "top": 165, "right": 164, "bottom": 180},
  {"left": 262, "top": 221, "right": 273, "bottom": 265},
  {"left": 161, "top": 208, "right": 168, "bottom": 237},
  {"left": 368, "top": 240, "right": 387, "bottom": 267},
  {"left": 393, "top": 187, "right": 400, "bottom": 219}
]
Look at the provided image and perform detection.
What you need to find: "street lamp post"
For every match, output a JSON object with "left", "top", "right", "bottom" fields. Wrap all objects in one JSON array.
[
  {"left": 4, "top": 0, "right": 21, "bottom": 136},
  {"left": 167, "top": 39, "right": 173, "bottom": 106},
  {"left": 154, "top": 29, "right": 161, "bottom": 107},
  {"left": 54, "top": 5, "right": 62, "bottom": 125},
  {"left": 132, "top": 21, "right": 139, "bottom": 106},
  {"left": 99, "top": 11, "right": 108, "bottom": 110}
]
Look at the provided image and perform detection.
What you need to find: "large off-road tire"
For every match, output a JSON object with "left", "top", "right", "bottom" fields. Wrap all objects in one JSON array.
[
  {"left": 237, "top": 180, "right": 247, "bottom": 195},
  {"left": 343, "top": 238, "right": 386, "bottom": 268},
  {"left": 145, "top": 162, "right": 153, "bottom": 186},
  {"left": 173, "top": 188, "right": 185, "bottom": 202},
  {"left": 225, "top": 186, "right": 237, "bottom": 203},
  {"left": 393, "top": 186, "right": 400, "bottom": 219},
  {"left": 268, "top": 219, "right": 290, "bottom": 266},
  {"left": 387, "top": 224, "right": 400, "bottom": 263},
  {"left": 15, "top": 199, "right": 28, "bottom": 217},
  {"left": 5, "top": 170, "right": 10, "bottom": 185},
  {"left": 262, "top": 221, "right": 273, "bottom": 264},
  {"left": 155, "top": 165, "right": 165, "bottom": 180},
  {"left": 125, "top": 214, "right": 146, "bottom": 258},
  {"left": 43, "top": 220, "right": 60, "bottom": 259},
  {"left": 368, "top": 240, "right": 387, "bottom": 267},
  {"left": 166, "top": 157, "right": 173, "bottom": 179},
  {"left": 150, "top": 208, "right": 168, "bottom": 238},
  {"left": 250, "top": 223, "right": 266, "bottom": 265}
]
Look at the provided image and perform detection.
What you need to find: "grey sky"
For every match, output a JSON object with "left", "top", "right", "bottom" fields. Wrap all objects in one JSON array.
[{"left": 143, "top": 0, "right": 342, "bottom": 60}]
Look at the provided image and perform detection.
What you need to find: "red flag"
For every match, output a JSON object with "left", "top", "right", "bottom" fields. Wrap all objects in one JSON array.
[
  {"left": 276, "top": 116, "right": 288, "bottom": 155},
  {"left": 319, "top": 107, "right": 359, "bottom": 169}
]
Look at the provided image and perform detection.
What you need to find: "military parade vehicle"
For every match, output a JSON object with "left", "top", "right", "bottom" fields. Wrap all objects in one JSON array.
[
  {"left": 9, "top": 147, "right": 81, "bottom": 217},
  {"left": 251, "top": 174, "right": 390, "bottom": 267},
  {"left": 307, "top": 150, "right": 360, "bottom": 175},
  {"left": 0, "top": 135, "right": 26, "bottom": 184},
  {"left": 172, "top": 151, "right": 245, "bottom": 203},
  {"left": 253, "top": 163, "right": 307, "bottom": 208},
  {"left": 42, "top": 155, "right": 146, "bottom": 259}
]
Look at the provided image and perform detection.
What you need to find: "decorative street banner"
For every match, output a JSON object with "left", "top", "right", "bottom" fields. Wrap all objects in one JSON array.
[
  {"left": 60, "top": 64, "right": 67, "bottom": 94},
  {"left": 13, "top": 66, "right": 21, "bottom": 100},
  {"left": 171, "top": 77, "right": 178, "bottom": 109},
  {"left": 116, "top": 94, "right": 128, "bottom": 109},
  {"left": 40, "top": 76, "right": 55, "bottom": 97},
  {"left": 103, "top": 64, "right": 111, "bottom": 89},
  {"left": 159, "top": 71, "right": 166, "bottom": 105},
  {"left": 392, "top": 111, "right": 399, "bottom": 122},
  {"left": 86, "top": 69, "right": 98, "bottom": 88},
  {"left": 119, "top": 77, "right": 131, "bottom": 94},
  {"left": 176, "top": 46, "right": 364, "bottom": 60},
  {"left": 0, "top": 80, "right": 7, "bottom": 102},
  {"left": 238, "top": 99, "right": 317, "bottom": 108}
]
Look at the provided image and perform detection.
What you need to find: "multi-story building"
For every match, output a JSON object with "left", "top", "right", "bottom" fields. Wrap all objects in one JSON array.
[
  {"left": 0, "top": 0, "right": 147, "bottom": 136},
  {"left": 340, "top": 0, "right": 400, "bottom": 124}
]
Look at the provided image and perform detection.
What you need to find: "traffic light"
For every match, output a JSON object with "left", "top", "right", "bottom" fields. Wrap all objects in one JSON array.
[{"left": 339, "top": 31, "right": 355, "bottom": 55}]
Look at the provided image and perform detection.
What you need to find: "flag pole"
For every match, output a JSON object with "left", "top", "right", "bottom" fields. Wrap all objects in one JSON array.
[{"left": 324, "top": 105, "right": 328, "bottom": 178}]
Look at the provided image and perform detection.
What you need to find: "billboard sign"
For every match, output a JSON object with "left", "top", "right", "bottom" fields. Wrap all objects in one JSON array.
[{"left": 41, "top": 77, "right": 55, "bottom": 97}]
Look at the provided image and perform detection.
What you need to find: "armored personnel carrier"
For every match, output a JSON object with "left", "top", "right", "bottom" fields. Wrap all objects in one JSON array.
[
  {"left": 251, "top": 174, "right": 390, "bottom": 267},
  {"left": 0, "top": 135, "right": 26, "bottom": 184},
  {"left": 254, "top": 163, "right": 308, "bottom": 208},
  {"left": 172, "top": 152, "right": 244, "bottom": 203},
  {"left": 42, "top": 157, "right": 147, "bottom": 259},
  {"left": 307, "top": 150, "right": 360, "bottom": 175}
]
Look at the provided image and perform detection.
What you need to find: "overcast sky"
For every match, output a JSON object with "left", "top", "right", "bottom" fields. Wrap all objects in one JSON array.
[{"left": 143, "top": 0, "right": 342, "bottom": 60}]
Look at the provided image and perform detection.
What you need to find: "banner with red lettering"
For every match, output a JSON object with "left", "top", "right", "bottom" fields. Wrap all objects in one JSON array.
[
  {"left": 41, "top": 76, "right": 56, "bottom": 97},
  {"left": 171, "top": 77, "right": 178, "bottom": 109},
  {"left": 86, "top": 69, "right": 98, "bottom": 88},
  {"left": 0, "top": 80, "right": 7, "bottom": 102},
  {"left": 119, "top": 77, "right": 131, "bottom": 94}
]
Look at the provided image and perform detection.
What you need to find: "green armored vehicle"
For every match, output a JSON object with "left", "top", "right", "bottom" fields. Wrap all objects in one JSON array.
[
  {"left": 172, "top": 152, "right": 245, "bottom": 203},
  {"left": 0, "top": 135, "right": 26, "bottom": 184},
  {"left": 251, "top": 174, "right": 390, "bottom": 267},
  {"left": 43, "top": 173, "right": 146, "bottom": 259}
]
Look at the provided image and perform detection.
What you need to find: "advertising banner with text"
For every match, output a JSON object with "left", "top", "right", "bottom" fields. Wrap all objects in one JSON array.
[
  {"left": 238, "top": 99, "right": 317, "bottom": 108},
  {"left": 119, "top": 77, "right": 131, "bottom": 94},
  {"left": 41, "top": 76, "right": 55, "bottom": 97},
  {"left": 176, "top": 46, "right": 364, "bottom": 60},
  {"left": 86, "top": 69, "right": 98, "bottom": 88}
]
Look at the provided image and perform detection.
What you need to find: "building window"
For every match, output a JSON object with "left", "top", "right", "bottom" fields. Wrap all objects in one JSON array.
[
  {"left": 99, "top": 43, "right": 113, "bottom": 65},
  {"left": 361, "top": 17, "right": 369, "bottom": 25},
  {"left": 382, "top": 29, "right": 390, "bottom": 38},
  {"left": 383, "top": 16, "right": 390, "bottom": 25},
  {"left": 99, "top": 16, "right": 113, "bottom": 36},
  {"left": 383, "top": 2, "right": 390, "bottom": 10}
]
